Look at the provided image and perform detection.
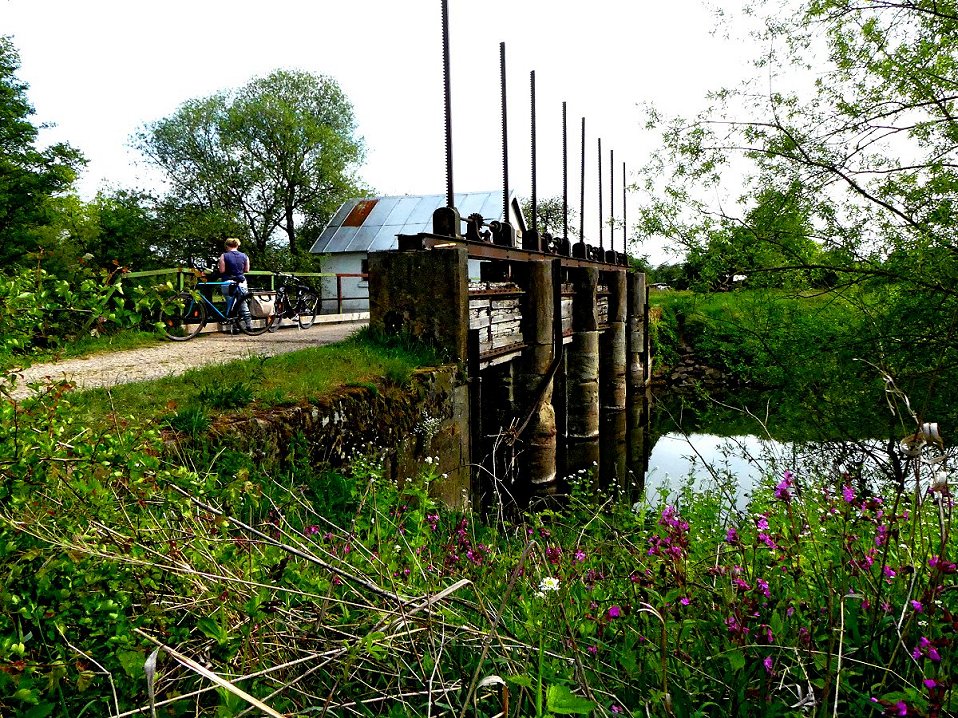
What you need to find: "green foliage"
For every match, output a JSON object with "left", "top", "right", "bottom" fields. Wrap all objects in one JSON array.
[
  {"left": 0, "top": 36, "right": 85, "bottom": 271},
  {"left": 651, "top": 286, "right": 958, "bottom": 437},
  {"left": 0, "top": 264, "right": 156, "bottom": 361},
  {"left": 1, "top": 380, "right": 954, "bottom": 717},
  {"left": 636, "top": 0, "right": 958, "bottom": 436},
  {"left": 164, "top": 405, "right": 211, "bottom": 435},
  {"left": 135, "top": 69, "right": 367, "bottom": 258},
  {"left": 197, "top": 381, "right": 255, "bottom": 410}
]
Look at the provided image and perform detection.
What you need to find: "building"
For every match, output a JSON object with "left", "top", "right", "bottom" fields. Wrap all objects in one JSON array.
[{"left": 309, "top": 191, "right": 527, "bottom": 313}]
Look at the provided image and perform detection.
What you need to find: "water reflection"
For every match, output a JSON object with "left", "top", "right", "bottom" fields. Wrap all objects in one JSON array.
[
  {"left": 645, "top": 432, "right": 770, "bottom": 508},
  {"left": 554, "top": 386, "right": 955, "bottom": 508}
]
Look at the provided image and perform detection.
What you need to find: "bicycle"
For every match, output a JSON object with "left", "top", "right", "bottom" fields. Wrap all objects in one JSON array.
[
  {"left": 154, "top": 280, "right": 272, "bottom": 341},
  {"left": 266, "top": 272, "right": 319, "bottom": 331}
]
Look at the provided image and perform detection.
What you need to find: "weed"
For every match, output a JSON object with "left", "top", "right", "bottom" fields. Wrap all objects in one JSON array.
[
  {"left": 197, "top": 382, "right": 254, "bottom": 409},
  {"left": 164, "top": 405, "right": 210, "bottom": 435}
]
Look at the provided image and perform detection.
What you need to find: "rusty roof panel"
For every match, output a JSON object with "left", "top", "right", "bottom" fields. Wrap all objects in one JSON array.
[
  {"left": 342, "top": 198, "right": 379, "bottom": 227},
  {"left": 309, "top": 191, "right": 523, "bottom": 254}
]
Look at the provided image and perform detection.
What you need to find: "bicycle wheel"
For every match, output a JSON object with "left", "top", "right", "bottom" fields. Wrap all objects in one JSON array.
[
  {"left": 297, "top": 292, "right": 319, "bottom": 329},
  {"left": 156, "top": 292, "right": 206, "bottom": 341},
  {"left": 267, "top": 294, "right": 287, "bottom": 333},
  {"left": 237, "top": 292, "right": 271, "bottom": 336}
]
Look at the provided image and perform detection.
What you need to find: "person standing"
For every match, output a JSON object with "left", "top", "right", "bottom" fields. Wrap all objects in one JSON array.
[{"left": 217, "top": 237, "right": 253, "bottom": 332}]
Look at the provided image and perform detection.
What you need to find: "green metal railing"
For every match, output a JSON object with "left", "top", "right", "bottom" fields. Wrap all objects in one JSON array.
[{"left": 125, "top": 268, "right": 369, "bottom": 314}]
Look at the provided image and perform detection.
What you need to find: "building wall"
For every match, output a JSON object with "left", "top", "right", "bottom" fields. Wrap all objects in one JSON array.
[{"left": 318, "top": 253, "right": 369, "bottom": 314}]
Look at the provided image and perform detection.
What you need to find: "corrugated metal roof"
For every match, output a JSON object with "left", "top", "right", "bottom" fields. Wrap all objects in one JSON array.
[{"left": 309, "top": 191, "right": 525, "bottom": 254}]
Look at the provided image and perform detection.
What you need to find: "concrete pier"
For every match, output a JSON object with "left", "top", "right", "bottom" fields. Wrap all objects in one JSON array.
[
  {"left": 515, "top": 260, "right": 559, "bottom": 490},
  {"left": 565, "top": 267, "right": 601, "bottom": 473},
  {"left": 368, "top": 238, "right": 649, "bottom": 507}
]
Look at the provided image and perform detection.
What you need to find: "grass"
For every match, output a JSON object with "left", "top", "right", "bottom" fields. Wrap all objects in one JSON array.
[{"left": 69, "top": 327, "right": 443, "bottom": 423}]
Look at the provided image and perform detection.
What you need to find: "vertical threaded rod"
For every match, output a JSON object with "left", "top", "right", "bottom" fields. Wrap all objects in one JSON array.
[
  {"left": 579, "top": 117, "right": 586, "bottom": 242},
  {"left": 562, "top": 102, "right": 568, "bottom": 243},
  {"left": 530, "top": 70, "right": 537, "bottom": 233},
  {"left": 441, "top": 0, "right": 454, "bottom": 207},
  {"left": 500, "top": 42, "right": 509, "bottom": 226}
]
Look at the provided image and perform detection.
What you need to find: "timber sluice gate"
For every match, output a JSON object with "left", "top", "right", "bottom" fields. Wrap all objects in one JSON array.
[{"left": 367, "top": 209, "right": 652, "bottom": 510}]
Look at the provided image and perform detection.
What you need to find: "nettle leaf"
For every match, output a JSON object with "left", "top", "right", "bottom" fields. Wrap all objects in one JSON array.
[
  {"left": 507, "top": 674, "right": 534, "bottom": 689},
  {"left": 116, "top": 649, "right": 146, "bottom": 678},
  {"left": 726, "top": 649, "right": 746, "bottom": 673},
  {"left": 197, "top": 616, "right": 229, "bottom": 645},
  {"left": 546, "top": 684, "right": 595, "bottom": 715}
]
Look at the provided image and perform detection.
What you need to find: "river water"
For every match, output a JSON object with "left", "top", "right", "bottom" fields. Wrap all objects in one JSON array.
[{"left": 573, "top": 387, "right": 957, "bottom": 509}]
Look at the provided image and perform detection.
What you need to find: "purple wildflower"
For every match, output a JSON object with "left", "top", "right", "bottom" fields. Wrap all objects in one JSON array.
[
  {"left": 842, "top": 485, "right": 855, "bottom": 503},
  {"left": 607, "top": 605, "right": 622, "bottom": 619},
  {"left": 573, "top": 548, "right": 586, "bottom": 562},
  {"left": 726, "top": 527, "right": 739, "bottom": 544},
  {"left": 876, "top": 525, "right": 890, "bottom": 547},
  {"left": 923, "top": 678, "right": 937, "bottom": 690},
  {"left": 929, "top": 555, "right": 958, "bottom": 573},
  {"left": 763, "top": 656, "right": 774, "bottom": 675},
  {"left": 775, "top": 471, "right": 794, "bottom": 502},
  {"left": 910, "top": 600, "right": 923, "bottom": 613}
]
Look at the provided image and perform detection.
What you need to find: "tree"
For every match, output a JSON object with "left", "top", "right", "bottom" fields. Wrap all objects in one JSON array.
[
  {"left": 0, "top": 36, "right": 85, "bottom": 270},
  {"left": 135, "top": 69, "right": 366, "bottom": 258},
  {"left": 637, "top": 0, "right": 958, "bottom": 423},
  {"left": 683, "top": 182, "right": 823, "bottom": 291},
  {"left": 520, "top": 195, "right": 578, "bottom": 239}
]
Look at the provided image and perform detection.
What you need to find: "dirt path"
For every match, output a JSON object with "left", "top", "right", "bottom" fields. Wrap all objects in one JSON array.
[{"left": 6, "top": 319, "right": 368, "bottom": 400}]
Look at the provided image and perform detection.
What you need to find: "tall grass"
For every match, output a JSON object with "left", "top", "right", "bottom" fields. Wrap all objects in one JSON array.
[{"left": 1, "top": 375, "right": 954, "bottom": 717}]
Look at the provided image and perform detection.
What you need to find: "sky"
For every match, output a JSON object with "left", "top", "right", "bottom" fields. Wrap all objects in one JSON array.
[{"left": 2, "top": 0, "right": 751, "bottom": 263}]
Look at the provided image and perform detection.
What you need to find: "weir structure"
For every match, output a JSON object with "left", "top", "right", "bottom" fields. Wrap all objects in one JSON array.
[
  {"left": 367, "top": 221, "right": 650, "bottom": 508},
  {"left": 365, "top": 2, "right": 651, "bottom": 507}
]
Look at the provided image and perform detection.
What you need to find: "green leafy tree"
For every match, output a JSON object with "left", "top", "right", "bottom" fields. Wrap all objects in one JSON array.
[
  {"left": 0, "top": 36, "right": 85, "bottom": 270},
  {"left": 684, "top": 182, "right": 822, "bottom": 291},
  {"left": 638, "top": 0, "right": 958, "bottom": 420},
  {"left": 520, "top": 195, "right": 578, "bottom": 239},
  {"left": 135, "top": 69, "right": 366, "bottom": 258}
]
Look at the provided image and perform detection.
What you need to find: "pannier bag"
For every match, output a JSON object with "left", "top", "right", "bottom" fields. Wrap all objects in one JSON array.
[{"left": 249, "top": 292, "right": 275, "bottom": 318}]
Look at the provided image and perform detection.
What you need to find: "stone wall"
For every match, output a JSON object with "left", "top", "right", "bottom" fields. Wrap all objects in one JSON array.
[{"left": 205, "top": 365, "right": 471, "bottom": 507}]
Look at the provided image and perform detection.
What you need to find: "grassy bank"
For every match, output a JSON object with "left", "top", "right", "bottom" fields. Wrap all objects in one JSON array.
[
  {"left": 1, "top": 375, "right": 954, "bottom": 717},
  {"left": 65, "top": 327, "right": 442, "bottom": 427},
  {"left": 648, "top": 288, "right": 958, "bottom": 441}
]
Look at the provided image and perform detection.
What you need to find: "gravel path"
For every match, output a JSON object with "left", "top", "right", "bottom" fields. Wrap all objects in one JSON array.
[{"left": 6, "top": 319, "right": 368, "bottom": 400}]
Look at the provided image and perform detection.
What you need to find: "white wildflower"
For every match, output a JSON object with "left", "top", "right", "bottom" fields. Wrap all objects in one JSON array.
[{"left": 539, "top": 576, "right": 560, "bottom": 592}]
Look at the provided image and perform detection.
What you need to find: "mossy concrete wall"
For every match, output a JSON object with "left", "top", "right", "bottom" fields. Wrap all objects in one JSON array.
[{"left": 208, "top": 365, "right": 471, "bottom": 507}]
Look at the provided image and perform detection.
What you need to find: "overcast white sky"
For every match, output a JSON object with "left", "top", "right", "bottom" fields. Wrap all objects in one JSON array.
[{"left": 2, "top": 0, "right": 751, "bottom": 262}]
